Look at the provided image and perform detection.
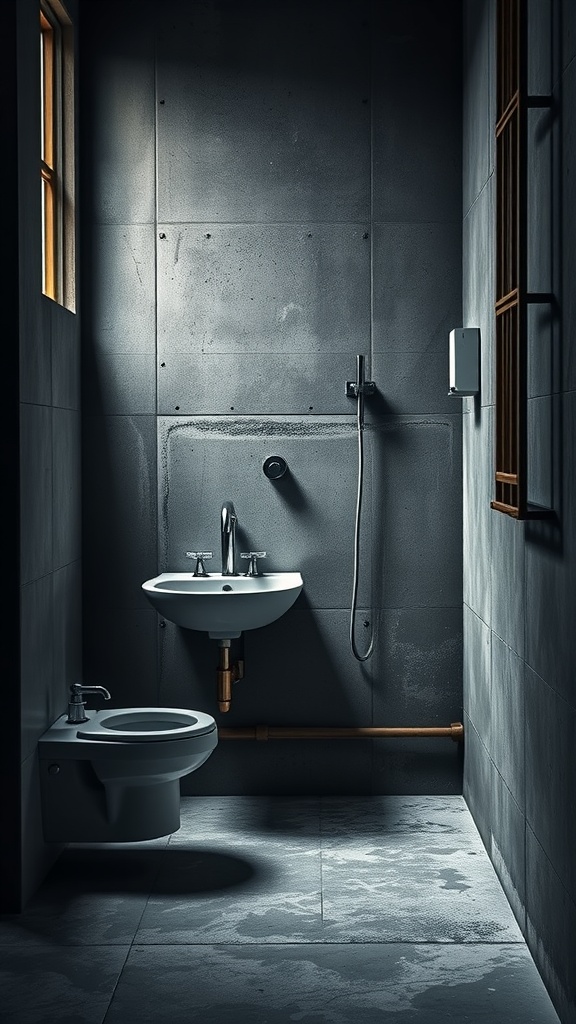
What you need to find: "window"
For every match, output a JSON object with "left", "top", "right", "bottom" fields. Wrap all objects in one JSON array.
[
  {"left": 40, "top": 0, "right": 75, "bottom": 310},
  {"left": 492, "top": 0, "right": 553, "bottom": 519}
]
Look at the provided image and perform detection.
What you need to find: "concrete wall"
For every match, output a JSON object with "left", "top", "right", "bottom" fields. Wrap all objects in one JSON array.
[
  {"left": 81, "top": 0, "right": 464, "bottom": 794},
  {"left": 16, "top": 0, "right": 82, "bottom": 907},
  {"left": 462, "top": 1, "right": 576, "bottom": 1021}
]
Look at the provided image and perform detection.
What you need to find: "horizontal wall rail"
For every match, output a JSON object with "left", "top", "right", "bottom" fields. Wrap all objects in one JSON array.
[{"left": 219, "top": 723, "right": 464, "bottom": 743}]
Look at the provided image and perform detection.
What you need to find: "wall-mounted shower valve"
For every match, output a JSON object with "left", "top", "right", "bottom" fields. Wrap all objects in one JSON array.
[
  {"left": 241, "top": 551, "right": 267, "bottom": 577},
  {"left": 186, "top": 551, "right": 213, "bottom": 576},
  {"left": 263, "top": 456, "right": 288, "bottom": 479}
]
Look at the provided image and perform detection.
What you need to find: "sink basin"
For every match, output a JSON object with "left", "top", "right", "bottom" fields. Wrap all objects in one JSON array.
[{"left": 141, "top": 572, "right": 304, "bottom": 638}]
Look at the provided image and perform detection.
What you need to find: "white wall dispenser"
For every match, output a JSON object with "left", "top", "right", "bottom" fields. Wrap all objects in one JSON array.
[{"left": 448, "top": 327, "right": 480, "bottom": 396}]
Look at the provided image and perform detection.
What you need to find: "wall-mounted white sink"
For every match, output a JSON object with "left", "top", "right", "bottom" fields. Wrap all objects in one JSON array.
[{"left": 141, "top": 572, "right": 303, "bottom": 639}]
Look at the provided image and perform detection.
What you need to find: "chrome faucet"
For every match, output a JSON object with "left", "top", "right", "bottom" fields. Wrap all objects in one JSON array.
[
  {"left": 221, "top": 500, "right": 238, "bottom": 575},
  {"left": 66, "top": 683, "right": 111, "bottom": 724}
]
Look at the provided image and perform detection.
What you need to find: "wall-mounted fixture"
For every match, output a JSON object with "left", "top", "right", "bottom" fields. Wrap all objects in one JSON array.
[
  {"left": 263, "top": 455, "right": 288, "bottom": 479},
  {"left": 448, "top": 328, "right": 480, "bottom": 397},
  {"left": 38, "top": 694, "right": 218, "bottom": 842}
]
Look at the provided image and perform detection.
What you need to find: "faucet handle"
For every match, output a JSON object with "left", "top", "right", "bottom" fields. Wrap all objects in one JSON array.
[
  {"left": 186, "top": 551, "right": 213, "bottom": 577},
  {"left": 240, "top": 551, "right": 267, "bottom": 577}
]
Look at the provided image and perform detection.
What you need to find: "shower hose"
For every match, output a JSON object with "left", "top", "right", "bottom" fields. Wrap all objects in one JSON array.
[{"left": 349, "top": 381, "right": 375, "bottom": 662}]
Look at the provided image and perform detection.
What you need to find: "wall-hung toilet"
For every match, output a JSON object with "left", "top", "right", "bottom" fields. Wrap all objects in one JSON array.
[{"left": 38, "top": 706, "right": 218, "bottom": 843}]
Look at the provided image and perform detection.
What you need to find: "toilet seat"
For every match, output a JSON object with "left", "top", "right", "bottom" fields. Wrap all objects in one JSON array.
[{"left": 76, "top": 707, "right": 216, "bottom": 743}]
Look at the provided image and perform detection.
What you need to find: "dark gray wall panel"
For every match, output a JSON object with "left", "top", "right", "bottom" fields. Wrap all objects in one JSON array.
[
  {"left": 20, "top": 298, "right": 51, "bottom": 407},
  {"left": 157, "top": 224, "right": 370, "bottom": 356},
  {"left": 525, "top": 825, "right": 576, "bottom": 1024},
  {"left": 463, "top": 179, "right": 495, "bottom": 408},
  {"left": 84, "top": 353, "right": 157, "bottom": 416},
  {"left": 181, "top": 737, "right": 373, "bottom": 797},
  {"left": 462, "top": 0, "right": 495, "bottom": 215},
  {"left": 370, "top": 350, "right": 457, "bottom": 416},
  {"left": 20, "top": 404, "right": 53, "bottom": 585},
  {"left": 156, "top": 1, "right": 370, "bottom": 223},
  {"left": 52, "top": 305, "right": 80, "bottom": 411},
  {"left": 463, "top": 715, "right": 493, "bottom": 850},
  {"left": 52, "top": 409, "right": 81, "bottom": 570},
  {"left": 86, "top": 224, "right": 156, "bottom": 358},
  {"left": 158, "top": 416, "right": 371, "bottom": 609},
  {"left": 372, "top": 607, "right": 463, "bottom": 726},
  {"left": 490, "top": 635, "right": 525, "bottom": 810},
  {"left": 490, "top": 769, "right": 526, "bottom": 928},
  {"left": 157, "top": 353, "right": 364, "bottom": 416},
  {"left": 525, "top": 666, "right": 576, "bottom": 903},
  {"left": 82, "top": 609, "right": 159, "bottom": 708},
  {"left": 20, "top": 576, "right": 55, "bottom": 761},
  {"left": 52, "top": 561, "right": 82, "bottom": 705},
  {"left": 81, "top": 1, "right": 155, "bottom": 224},
  {"left": 83, "top": 415, "right": 157, "bottom": 612},
  {"left": 463, "top": 604, "right": 491, "bottom": 749},
  {"left": 372, "top": 0, "right": 462, "bottom": 224},
  {"left": 372, "top": 737, "right": 462, "bottom": 796},
  {"left": 372, "top": 222, "right": 462, "bottom": 355},
  {"left": 462, "top": 407, "right": 493, "bottom": 625},
  {"left": 371, "top": 416, "right": 462, "bottom": 608}
]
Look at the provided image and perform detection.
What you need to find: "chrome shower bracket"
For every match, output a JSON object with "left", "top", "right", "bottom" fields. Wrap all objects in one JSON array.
[{"left": 345, "top": 354, "right": 375, "bottom": 398}]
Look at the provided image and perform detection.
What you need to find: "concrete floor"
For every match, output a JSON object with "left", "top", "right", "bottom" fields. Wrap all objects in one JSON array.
[{"left": 0, "top": 796, "right": 561, "bottom": 1022}]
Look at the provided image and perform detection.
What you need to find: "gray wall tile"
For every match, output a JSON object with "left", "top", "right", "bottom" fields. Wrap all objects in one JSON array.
[
  {"left": 372, "top": 736, "right": 463, "bottom": 796},
  {"left": 158, "top": 353, "right": 365, "bottom": 416},
  {"left": 489, "top": 769, "right": 526, "bottom": 930},
  {"left": 525, "top": 666, "right": 576, "bottom": 902},
  {"left": 463, "top": 604, "right": 491, "bottom": 749},
  {"left": 371, "top": 415, "right": 462, "bottom": 608},
  {"left": 157, "top": 224, "right": 370, "bottom": 357},
  {"left": 20, "top": 297, "right": 51, "bottom": 407},
  {"left": 463, "top": 0, "right": 495, "bottom": 214},
  {"left": 83, "top": 416, "right": 158, "bottom": 612},
  {"left": 490, "top": 635, "right": 525, "bottom": 810},
  {"left": 372, "top": 223, "right": 462, "bottom": 355},
  {"left": 372, "top": 0, "right": 462, "bottom": 223},
  {"left": 20, "top": 752, "right": 62, "bottom": 909},
  {"left": 52, "top": 561, "right": 82, "bottom": 704},
  {"left": 371, "top": 350, "right": 457, "bottom": 416},
  {"left": 84, "top": 352, "right": 157, "bottom": 416},
  {"left": 52, "top": 408, "right": 81, "bottom": 569},
  {"left": 51, "top": 304, "right": 80, "bottom": 411},
  {"left": 463, "top": 178, "right": 495, "bottom": 408},
  {"left": 82, "top": 608, "right": 159, "bottom": 708},
  {"left": 87, "top": 225, "right": 157, "bottom": 356},
  {"left": 463, "top": 715, "right": 494, "bottom": 851},
  {"left": 525, "top": 826, "right": 576, "bottom": 1024},
  {"left": 20, "top": 404, "right": 53, "bottom": 584},
  {"left": 491, "top": 511, "right": 525, "bottom": 659},
  {"left": 20, "top": 576, "right": 55, "bottom": 761},
  {"left": 463, "top": 406, "right": 493, "bottom": 625},
  {"left": 80, "top": 1, "right": 155, "bottom": 224},
  {"left": 373, "top": 607, "right": 463, "bottom": 726},
  {"left": 156, "top": 2, "right": 370, "bottom": 223}
]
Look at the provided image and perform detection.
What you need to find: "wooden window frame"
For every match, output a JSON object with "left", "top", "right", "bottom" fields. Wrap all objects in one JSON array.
[
  {"left": 40, "top": 0, "right": 75, "bottom": 311},
  {"left": 491, "top": 0, "right": 553, "bottom": 519}
]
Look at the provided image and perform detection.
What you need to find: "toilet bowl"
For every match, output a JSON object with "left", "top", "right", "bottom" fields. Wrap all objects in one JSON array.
[{"left": 38, "top": 707, "right": 218, "bottom": 843}]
